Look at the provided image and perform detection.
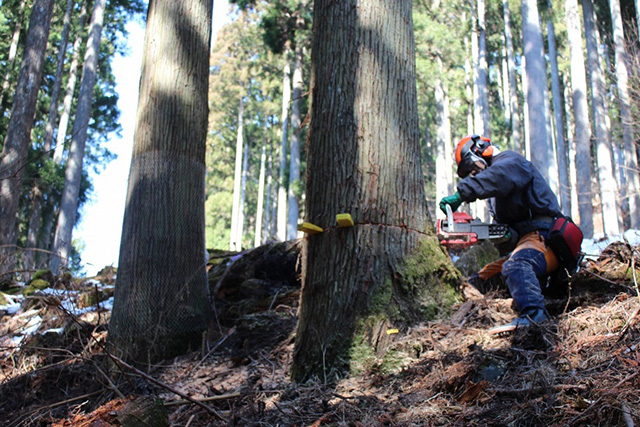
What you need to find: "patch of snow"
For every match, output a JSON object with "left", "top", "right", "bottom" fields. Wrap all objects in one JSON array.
[
  {"left": 581, "top": 229, "right": 640, "bottom": 260},
  {"left": 100, "top": 296, "right": 114, "bottom": 311},
  {"left": 0, "top": 293, "right": 24, "bottom": 314}
]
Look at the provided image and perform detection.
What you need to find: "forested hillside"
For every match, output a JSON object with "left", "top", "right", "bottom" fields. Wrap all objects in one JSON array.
[{"left": 1, "top": 0, "right": 640, "bottom": 425}]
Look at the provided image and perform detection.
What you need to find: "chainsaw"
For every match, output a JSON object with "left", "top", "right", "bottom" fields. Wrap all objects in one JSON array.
[{"left": 436, "top": 205, "right": 509, "bottom": 249}]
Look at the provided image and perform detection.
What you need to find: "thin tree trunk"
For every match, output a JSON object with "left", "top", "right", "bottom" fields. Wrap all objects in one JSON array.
[
  {"left": 54, "top": 0, "right": 88, "bottom": 164},
  {"left": 565, "top": 0, "right": 594, "bottom": 236},
  {"left": 564, "top": 76, "right": 580, "bottom": 220},
  {"left": 521, "top": 0, "right": 552, "bottom": 181},
  {"left": 265, "top": 138, "right": 274, "bottom": 241},
  {"left": 501, "top": 47, "right": 510, "bottom": 123},
  {"left": 23, "top": 0, "right": 77, "bottom": 275},
  {"left": 22, "top": 184, "right": 43, "bottom": 280},
  {"left": 43, "top": 0, "right": 75, "bottom": 153},
  {"left": 0, "top": 0, "right": 28, "bottom": 109},
  {"left": 471, "top": 2, "right": 489, "bottom": 221},
  {"left": 583, "top": 0, "right": 622, "bottom": 236},
  {"left": 287, "top": 45, "right": 303, "bottom": 240},
  {"left": 50, "top": 0, "right": 106, "bottom": 274},
  {"left": 255, "top": 137, "right": 267, "bottom": 247},
  {"left": 503, "top": 0, "right": 522, "bottom": 153},
  {"left": 0, "top": 0, "right": 55, "bottom": 273},
  {"left": 108, "top": 0, "right": 212, "bottom": 363},
  {"left": 435, "top": 56, "right": 452, "bottom": 220},
  {"left": 277, "top": 54, "right": 291, "bottom": 241},
  {"left": 239, "top": 137, "right": 250, "bottom": 247},
  {"left": 475, "top": 0, "right": 490, "bottom": 137},
  {"left": 464, "top": 23, "right": 473, "bottom": 135},
  {"left": 230, "top": 97, "right": 244, "bottom": 251},
  {"left": 546, "top": 6, "right": 570, "bottom": 212},
  {"left": 609, "top": 0, "right": 640, "bottom": 228}
]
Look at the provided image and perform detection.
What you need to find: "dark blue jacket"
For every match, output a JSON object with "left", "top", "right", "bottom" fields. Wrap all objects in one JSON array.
[{"left": 456, "top": 150, "right": 562, "bottom": 227}]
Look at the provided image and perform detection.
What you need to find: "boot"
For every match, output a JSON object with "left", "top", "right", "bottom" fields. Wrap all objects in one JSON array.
[{"left": 488, "top": 307, "right": 549, "bottom": 335}]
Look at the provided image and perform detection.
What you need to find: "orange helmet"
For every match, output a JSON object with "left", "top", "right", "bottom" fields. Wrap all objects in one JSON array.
[{"left": 454, "top": 135, "right": 493, "bottom": 178}]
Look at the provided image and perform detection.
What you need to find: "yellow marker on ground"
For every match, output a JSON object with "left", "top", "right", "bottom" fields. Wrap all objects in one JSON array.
[
  {"left": 336, "top": 213, "right": 354, "bottom": 227},
  {"left": 297, "top": 222, "right": 323, "bottom": 234},
  {"left": 386, "top": 328, "right": 399, "bottom": 335}
]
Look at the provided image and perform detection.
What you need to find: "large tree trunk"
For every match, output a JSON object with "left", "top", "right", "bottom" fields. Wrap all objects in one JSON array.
[
  {"left": 108, "top": 0, "right": 212, "bottom": 363},
  {"left": 292, "top": 0, "right": 438, "bottom": 382},
  {"left": 50, "top": 0, "right": 106, "bottom": 274},
  {"left": 503, "top": 0, "right": 522, "bottom": 153},
  {"left": 0, "top": 0, "right": 55, "bottom": 274},
  {"left": 565, "top": 0, "right": 594, "bottom": 237},
  {"left": 521, "top": 0, "right": 552, "bottom": 182},
  {"left": 583, "top": 0, "right": 622, "bottom": 236},
  {"left": 609, "top": 0, "right": 640, "bottom": 229},
  {"left": 287, "top": 45, "right": 303, "bottom": 240}
]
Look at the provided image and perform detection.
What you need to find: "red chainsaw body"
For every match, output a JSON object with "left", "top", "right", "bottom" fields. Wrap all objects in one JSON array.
[{"left": 436, "top": 211, "right": 478, "bottom": 249}]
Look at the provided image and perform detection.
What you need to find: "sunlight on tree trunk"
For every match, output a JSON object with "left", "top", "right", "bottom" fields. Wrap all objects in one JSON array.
[
  {"left": 565, "top": 0, "right": 594, "bottom": 237},
  {"left": 292, "top": 0, "right": 437, "bottom": 382},
  {"left": 108, "top": 0, "right": 212, "bottom": 363}
]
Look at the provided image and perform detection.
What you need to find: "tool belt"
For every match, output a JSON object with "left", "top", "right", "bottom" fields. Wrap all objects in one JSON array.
[{"left": 512, "top": 215, "right": 555, "bottom": 236}]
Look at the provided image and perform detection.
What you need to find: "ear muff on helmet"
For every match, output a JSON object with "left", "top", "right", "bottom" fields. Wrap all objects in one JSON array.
[{"left": 454, "top": 135, "right": 493, "bottom": 178}]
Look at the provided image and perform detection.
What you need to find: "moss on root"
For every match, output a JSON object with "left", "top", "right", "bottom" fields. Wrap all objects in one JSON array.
[
  {"left": 349, "top": 236, "right": 462, "bottom": 375},
  {"left": 22, "top": 279, "right": 50, "bottom": 297}
]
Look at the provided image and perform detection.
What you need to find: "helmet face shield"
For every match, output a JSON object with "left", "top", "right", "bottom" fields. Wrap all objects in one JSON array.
[
  {"left": 457, "top": 155, "right": 486, "bottom": 178},
  {"left": 455, "top": 135, "right": 492, "bottom": 178}
]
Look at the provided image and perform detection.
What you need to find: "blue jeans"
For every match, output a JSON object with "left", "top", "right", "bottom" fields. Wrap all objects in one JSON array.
[
  {"left": 502, "top": 249, "right": 547, "bottom": 311},
  {"left": 501, "top": 227, "right": 555, "bottom": 313}
]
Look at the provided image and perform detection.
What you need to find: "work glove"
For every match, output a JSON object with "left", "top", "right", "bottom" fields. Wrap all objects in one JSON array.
[{"left": 439, "top": 192, "right": 463, "bottom": 214}]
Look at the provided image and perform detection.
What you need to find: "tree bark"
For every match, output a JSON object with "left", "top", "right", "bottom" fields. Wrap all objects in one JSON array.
[
  {"left": 475, "top": 0, "right": 490, "bottom": 137},
  {"left": 609, "top": 0, "right": 640, "bottom": 229},
  {"left": 435, "top": 56, "right": 453, "bottom": 220},
  {"left": 521, "top": 0, "right": 552, "bottom": 182},
  {"left": 255, "top": 137, "right": 267, "bottom": 247},
  {"left": 108, "top": 0, "right": 212, "bottom": 363},
  {"left": 23, "top": 0, "right": 77, "bottom": 276},
  {"left": 292, "top": 0, "right": 433, "bottom": 382},
  {"left": 230, "top": 96, "right": 244, "bottom": 251},
  {"left": 287, "top": 45, "right": 303, "bottom": 240},
  {"left": 0, "top": 0, "right": 55, "bottom": 273},
  {"left": 50, "top": 0, "right": 106, "bottom": 274},
  {"left": 53, "top": 0, "right": 88, "bottom": 165},
  {"left": 277, "top": 53, "right": 291, "bottom": 241},
  {"left": 0, "top": 0, "right": 28, "bottom": 109},
  {"left": 545, "top": 5, "right": 570, "bottom": 212},
  {"left": 503, "top": 0, "right": 522, "bottom": 153},
  {"left": 583, "top": 0, "right": 622, "bottom": 236},
  {"left": 565, "top": 0, "right": 594, "bottom": 237}
]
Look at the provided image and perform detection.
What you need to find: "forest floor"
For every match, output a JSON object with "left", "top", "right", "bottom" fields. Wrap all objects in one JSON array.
[{"left": 0, "top": 240, "right": 639, "bottom": 426}]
